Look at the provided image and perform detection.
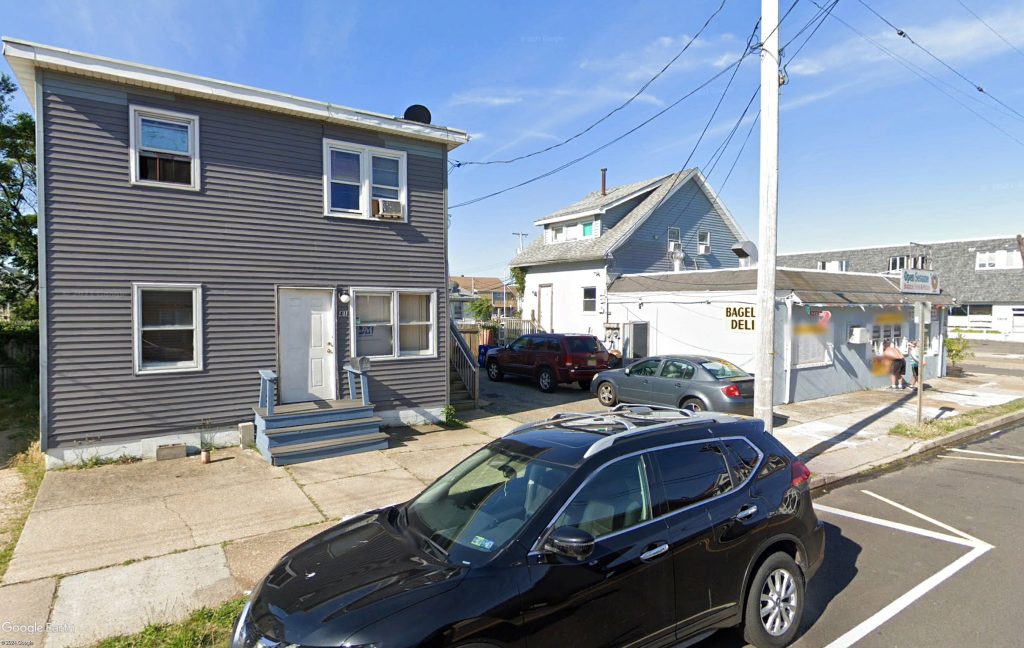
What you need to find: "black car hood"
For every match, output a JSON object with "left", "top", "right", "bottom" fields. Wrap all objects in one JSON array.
[{"left": 250, "top": 509, "right": 465, "bottom": 646}]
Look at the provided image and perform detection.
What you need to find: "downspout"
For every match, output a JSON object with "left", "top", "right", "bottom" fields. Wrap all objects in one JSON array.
[
  {"left": 35, "top": 69, "right": 49, "bottom": 454},
  {"left": 783, "top": 292, "right": 796, "bottom": 404}
]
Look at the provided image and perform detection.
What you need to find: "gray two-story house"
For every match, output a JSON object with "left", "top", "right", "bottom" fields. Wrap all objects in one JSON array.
[
  {"left": 4, "top": 39, "right": 469, "bottom": 467},
  {"left": 511, "top": 168, "right": 748, "bottom": 355}
]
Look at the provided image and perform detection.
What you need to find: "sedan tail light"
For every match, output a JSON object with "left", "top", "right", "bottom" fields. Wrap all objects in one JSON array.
[
  {"left": 790, "top": 460, "right": 811, "bottom": 487},
  {"left": 721, "top": 384, "right": 742, "bottom": 398}
]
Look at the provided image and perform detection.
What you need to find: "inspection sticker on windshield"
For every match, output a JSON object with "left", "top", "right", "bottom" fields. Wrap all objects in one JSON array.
[{"left": 470, "top": 535, "right": 495, "bottom": 551}]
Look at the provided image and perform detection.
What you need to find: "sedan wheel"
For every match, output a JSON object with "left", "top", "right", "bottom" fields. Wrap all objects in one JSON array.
[
  {"left": 743, "top": 552, "right": 804, "bottom": 648},
  {"left": 597, "top": 382, "right": 618, "bottom": 407},
  {"left": 681, "top": 397, "right": 705, "bottom": 412}
]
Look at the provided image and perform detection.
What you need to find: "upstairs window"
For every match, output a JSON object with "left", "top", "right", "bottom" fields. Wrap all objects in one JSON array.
[
  {"left": 816, "top": 261, "right": 826, "bottom": 270},
  {"left": 581, "top": 221, "right": 594, "bottom": 237},
  {"left": 668, "top": 227, "right": 681, "bottom": 244},
  {"left": 324, "top": 141, "right": 407, "bottom": 220},
  {"left": 910, "top": 255, "right": 929, "bottom": 270},
  {"left": 697, "top": 230, "right": 711, "bottom": 255},
  {"left": 888, "top": 256, "right": 907, "bottom": 272},
  {"left": 976, "top": 250, "right": 1024, "bottom": 270},
  {"left": 130, "top": 106, "right": 200, "bottom": 190}
]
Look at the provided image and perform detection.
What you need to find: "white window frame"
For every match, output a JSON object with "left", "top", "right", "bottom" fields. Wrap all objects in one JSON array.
[
  {"left": 816, "top": 261, "right": 826, "bottom": 270},
  {"left": 582, "top": 286, "right": 598, "bottom": 313},
  {"left": 132, "top": 283, "right": 204, "bottom": 375},
  {"left": 323, "top": 139, "right": 408, "bottom": 221},
  {"left": 667, "top": 227, "right": 681, "bottom": 243},
  {"left": 349, "top": 288, "right": 436, "bottom": 360},
  {"left": 888, "top": 256, "right": 907, "bottom": 272},
  {"left": 129, "top": 105, "right": 201, "bottom": 191},
  {"left": 581, "top": 220, "right": 596, "bottom": 238}
]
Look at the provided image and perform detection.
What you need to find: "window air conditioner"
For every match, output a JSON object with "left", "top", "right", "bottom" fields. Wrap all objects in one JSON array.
[
  {"left": 372, "top": 198, "right": 403, "bottom": 219},
  {"left": 697, "top": 242, "right": 711, "bottom": 255},
  {"left": 668, "top": 241, "right": 682, "bottom": 254}
]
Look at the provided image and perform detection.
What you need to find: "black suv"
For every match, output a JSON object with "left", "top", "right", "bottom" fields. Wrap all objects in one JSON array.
[{"left": 233, "top": 406, "right": 824, "bottom": 648}]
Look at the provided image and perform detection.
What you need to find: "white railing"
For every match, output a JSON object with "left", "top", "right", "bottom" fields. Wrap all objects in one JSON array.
[
  {"left": 497, "top": 317, "right": 544, "bottom": 345},
  {"left": 449, "top": 321, "right": 479, "bottom": 407}
]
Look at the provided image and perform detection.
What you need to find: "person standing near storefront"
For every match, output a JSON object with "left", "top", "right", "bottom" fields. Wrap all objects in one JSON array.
[
  {"left": 883, "top": 340, "right": 908, "bottom": 390},
  {"left": 907, "top": 340, "right": 920, "bottom": 388}
]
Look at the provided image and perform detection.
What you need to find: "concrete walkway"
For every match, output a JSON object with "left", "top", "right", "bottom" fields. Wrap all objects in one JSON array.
[{"left": 2, "top": 374, "right": 1021, "bottom": 647}]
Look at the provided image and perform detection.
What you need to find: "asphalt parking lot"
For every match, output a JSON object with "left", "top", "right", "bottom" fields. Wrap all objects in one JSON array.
[
  {"left": 696, "top": 420, "right": 1024, "bottom": 648},
  {"left": 479, "top": 372, "right": 604, "bottom": 422}
]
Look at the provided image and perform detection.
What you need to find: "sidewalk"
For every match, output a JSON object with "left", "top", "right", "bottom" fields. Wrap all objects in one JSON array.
[{"left": 2, "top": 376, "right": 1022, "bottom": 647}]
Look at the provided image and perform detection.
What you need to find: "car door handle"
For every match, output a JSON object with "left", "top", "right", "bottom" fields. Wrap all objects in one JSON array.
[
  {"left": 640, "top": 543, "right": 669, "bottom": 561},
  {"left": 734, "top": 504, "right": 758, "bottom": 521}
]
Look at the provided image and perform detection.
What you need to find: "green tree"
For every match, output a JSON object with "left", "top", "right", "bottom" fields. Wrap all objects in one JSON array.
[
  {"left": 0, "top": 73, "right": 37, "bottom": 317},
  {"left": 467, "top": 297, "right": 493, "bottom": 322}
]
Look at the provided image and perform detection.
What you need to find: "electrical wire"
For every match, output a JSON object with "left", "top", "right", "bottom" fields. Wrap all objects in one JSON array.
[
  {"left": 782, "top": 0, "right": 840, "bottom": 75},
  {"left": 450, "top": 0, "right": 731, "bottom": 168},
  {"left": 854, "top": 0, "right": 1024, "bottom": 122},
  {"left": 956, "top": 0, "right": 1024, "bottom": 63},
  {"left": 809, "top": 0, "right": 1024, "bottom": 148}
]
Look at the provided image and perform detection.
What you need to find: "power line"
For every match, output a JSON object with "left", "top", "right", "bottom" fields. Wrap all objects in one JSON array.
[
  {"left": 781, "top": 0, "right": 840, "bottom": 75},
  {"left": 450, "top": 0, "right": 731, "bottom": 168},
  {"left": 854, "top": 0, "right": 1024, "bottom": 122},
  {"left": 448, "top": 54, "right": 753, "bottom": 210},
  {"left": 955, "top": 0, "right": 1024, "bottom": 63},
  {"left": 810, "top": 0, "right": 1024, "bottom": 148}
]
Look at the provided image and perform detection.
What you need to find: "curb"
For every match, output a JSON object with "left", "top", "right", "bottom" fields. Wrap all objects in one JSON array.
[{"left": 809, "top": 409, "right": 1024, "bottom": 494}]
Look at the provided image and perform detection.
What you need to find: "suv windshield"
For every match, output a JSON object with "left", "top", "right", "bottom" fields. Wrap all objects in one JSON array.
[
  {"left": 567, "top": 337, "right": 604, "bottom": 353},
  {"left": 701, "top": 359, "right": 749, "bottom": 379},
  {"left": 404, "top": 446, "right": 570, "bottom": 564}
]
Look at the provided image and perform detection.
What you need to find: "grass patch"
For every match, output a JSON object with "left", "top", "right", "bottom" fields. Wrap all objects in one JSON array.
[
  {"left": 59, "top": 454, "right": 140, "bottom": 471},
  {"left": 90, "top": 597, "right": 246, "bottom": 648},
  {"left": 0, "top": 383, "right": 44, "bottom": 581},
  {"left": 890, "top": 397, "right": 1024, "bottom": 441}
]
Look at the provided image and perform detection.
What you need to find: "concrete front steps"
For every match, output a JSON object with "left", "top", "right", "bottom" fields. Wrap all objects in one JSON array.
[
  {"left": 449, "top": 372, "right": 476, "bottom": 411},
  {"left": 253, "top": 399, "right": 386, "bottom": 466}
]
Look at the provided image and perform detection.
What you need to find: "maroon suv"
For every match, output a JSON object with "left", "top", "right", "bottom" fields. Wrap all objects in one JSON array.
[{"left": 485, "top": 333, "right": 611, "bottom": 392}]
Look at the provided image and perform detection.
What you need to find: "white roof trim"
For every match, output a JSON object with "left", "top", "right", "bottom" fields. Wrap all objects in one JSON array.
[
  {"left": 690, "top": 168, "right": 748, "bottom": 242},
  {"left": 532, "top": 176, "right": 668, "bottom": 226},
  {"left": 2, "top": 37, "right": 470, "bottom": 149}
]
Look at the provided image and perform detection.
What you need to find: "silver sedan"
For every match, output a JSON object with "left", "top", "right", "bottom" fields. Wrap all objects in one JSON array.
[{"left": 590, "top": 355, "right": 754, "bottom": 414}]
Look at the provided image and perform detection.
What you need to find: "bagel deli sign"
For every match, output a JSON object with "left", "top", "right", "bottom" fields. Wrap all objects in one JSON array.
[{"left": 899, "top": 269, "right": 940, "bottom": 294}]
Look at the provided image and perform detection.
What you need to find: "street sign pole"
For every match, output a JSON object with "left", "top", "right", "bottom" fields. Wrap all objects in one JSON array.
[
  {"left": 754, "top": 0, "right": 780, "bottom": 432},
  {"left": 917, "top": 301, "right": 926, "bottom": 426}
]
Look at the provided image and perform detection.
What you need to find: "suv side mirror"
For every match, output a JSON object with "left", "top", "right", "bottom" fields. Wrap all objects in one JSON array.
[
  {"left": 543, "top": 526, "right": 595, "bottom": 561},
  {"left": 623, "top": 366, "right": 631, "bottom": 376}
]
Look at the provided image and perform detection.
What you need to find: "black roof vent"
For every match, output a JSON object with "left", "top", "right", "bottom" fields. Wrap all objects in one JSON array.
[{"left": 403, "top": 104, "right": 432, "bottom": 124}]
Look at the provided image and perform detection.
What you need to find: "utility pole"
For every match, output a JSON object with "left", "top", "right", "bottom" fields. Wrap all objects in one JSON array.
[
  {"left": 754, "top": 0, "right": 780, "bottom": 432},
  {"left": 513, "top": 232, "right": 529, "bottom": 254}
]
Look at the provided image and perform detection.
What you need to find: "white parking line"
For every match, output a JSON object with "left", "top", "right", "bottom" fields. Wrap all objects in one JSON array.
[
  {"left": 951, "top": 448, "right": 1024, "bottom": 461},
  {"left": 860, "top": 489, "right": 986, "bottom": 546},
  {"left": 814, "top": 494, "right": 993, "bottom": 648},
  {"left": 938, "top": 455, "right": 1024, "bottom": 465}
]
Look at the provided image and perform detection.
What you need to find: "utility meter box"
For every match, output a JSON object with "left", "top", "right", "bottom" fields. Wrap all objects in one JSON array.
[{"left": 848, "top": 326, "right": 871, "bottom": 344}]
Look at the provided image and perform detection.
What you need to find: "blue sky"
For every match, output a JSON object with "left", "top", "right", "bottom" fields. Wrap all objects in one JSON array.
[{"left": 3, "top": 0, "right": 1023, "bottom": 278}]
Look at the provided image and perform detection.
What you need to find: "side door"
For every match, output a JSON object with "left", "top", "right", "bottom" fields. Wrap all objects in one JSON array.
[
  {"left": 702, "top": 437, "right": 773, "bottom": 612},
  {"left": 618, "top": 358, "right": 663, "bottom": 404},
  {"left": 648, "top": 360, "right": 696, "bottom": 407},
  {"left": 648, "top": 440, "right": 739, "bottom": 638},
  {"left": 522, "top": 454, "right": 677, "bottom": 648}
]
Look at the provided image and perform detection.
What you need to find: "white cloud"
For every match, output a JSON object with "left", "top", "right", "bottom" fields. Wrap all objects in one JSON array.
[{"left": 449, "top": 91, "right": 524, "bottom": 107}]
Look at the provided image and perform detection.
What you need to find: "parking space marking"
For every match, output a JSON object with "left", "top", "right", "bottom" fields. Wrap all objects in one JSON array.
[
  {"left": 860, "top": 489, "right": 986, "bottom": 545},
  {"left": 938, "top": 455, "right": 1024, "bottom": 465},
  {"left": 814, "top": 493, "right": 993, "bottom": 648},
  {"left": 950, "top": 448, "right": 1024, "bottom": 461}
]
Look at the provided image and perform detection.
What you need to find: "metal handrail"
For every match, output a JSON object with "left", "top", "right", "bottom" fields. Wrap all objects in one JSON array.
[{"left": 449, "top": 320, "right": 479, "bottom": 408}]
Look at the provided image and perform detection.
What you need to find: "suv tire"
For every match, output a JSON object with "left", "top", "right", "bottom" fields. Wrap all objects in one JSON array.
[
  {"left": 596, "top": 381, "right": 618, "bottom": 407},
  {"left": 486, "top": 360, "right": 503, "bottom": 382},
  {"left": 742, "top": 552, "right": 805, "bottom": 648},
  {"left": 537, "top": 367, "right": 557, "bottom": 393}
]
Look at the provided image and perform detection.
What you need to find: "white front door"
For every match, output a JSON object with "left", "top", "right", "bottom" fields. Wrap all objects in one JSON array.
[
  {"left": 279, "top": 288, "right": 336, "bottom": 403},
  {"left": 538, "top": 284, "right": 553, "bottom": 332}
]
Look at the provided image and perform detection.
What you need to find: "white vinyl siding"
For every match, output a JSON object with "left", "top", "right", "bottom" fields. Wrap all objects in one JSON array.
[
  {"left": 132, "top": 283, "right": 203, "bottom": 374},
  {"left": 351, "top": 289, "right": 436, "bottom": 359},
  {"left": 129, "top": 105, "right": 200, "bottom": 190},
  {"left": 323, "top": 139, "right": 407, "bottom": 220}
]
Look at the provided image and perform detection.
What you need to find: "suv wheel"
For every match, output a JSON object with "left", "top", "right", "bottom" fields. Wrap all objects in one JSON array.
[
  {"left": 681, "top": 397, "right": 705, "bottom": 412},
  {"left": 537, "top": 367, "right": 557, "bottom": 393},
  {"left": 596, "top": 381, "right": 618, "bottom": 406},
  {"left": 743, "top": 552, "right": 805, "bottom": 648},
  {"left": 486, "top": 360, "right": 503, "bottom": 382}
]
